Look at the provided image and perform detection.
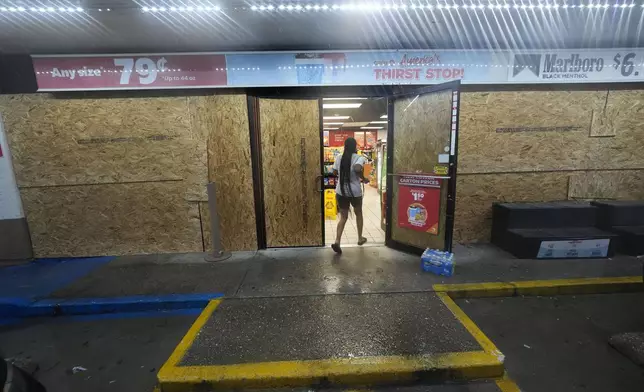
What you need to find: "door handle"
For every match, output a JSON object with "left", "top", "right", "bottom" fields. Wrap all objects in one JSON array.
[{"left": 316, "top": 175, "right": 324, "bottom": 192}]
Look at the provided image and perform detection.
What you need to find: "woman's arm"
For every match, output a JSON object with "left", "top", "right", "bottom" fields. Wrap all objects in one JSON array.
[{"left": 353, "top": 163, "right": 368, "bottom": 183}]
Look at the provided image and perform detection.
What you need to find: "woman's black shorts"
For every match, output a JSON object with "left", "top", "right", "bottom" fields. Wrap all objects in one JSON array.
[{"left": 336, "top": 194, "right": 363, "bottom": 210}]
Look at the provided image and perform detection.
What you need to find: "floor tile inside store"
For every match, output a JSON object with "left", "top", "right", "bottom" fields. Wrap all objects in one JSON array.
[{"left": 325, "top": 185, "right": 385, "bottom": 245}]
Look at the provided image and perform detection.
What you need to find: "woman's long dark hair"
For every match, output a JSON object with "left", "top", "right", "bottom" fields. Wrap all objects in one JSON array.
[{"left": 340, "top": 137, "right": 358, "bottom": 197}]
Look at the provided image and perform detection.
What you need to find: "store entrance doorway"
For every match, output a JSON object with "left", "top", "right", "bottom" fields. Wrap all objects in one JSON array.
[
  {"left": 322, "top": 97, "right": 387, "bottom": 247},
  {"left": 249, "top": 81, "right": 460, "bottom": 253}
]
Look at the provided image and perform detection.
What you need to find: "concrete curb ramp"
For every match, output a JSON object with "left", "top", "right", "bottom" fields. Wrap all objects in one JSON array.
[
  {"left": 157, "top": 296, "right": 505, "bottom": 391},
  {"left": 156, "top": 276, "right": 643, "bottom": 391}
]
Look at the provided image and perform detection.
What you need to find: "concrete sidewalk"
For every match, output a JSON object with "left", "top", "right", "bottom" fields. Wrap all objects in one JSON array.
[{"left": 47, "top": 244, "right": 643, "bottom": 300}]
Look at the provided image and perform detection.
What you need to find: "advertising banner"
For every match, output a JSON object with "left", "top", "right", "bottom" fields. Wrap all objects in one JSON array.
[
  {"left": 31, "top": 48, "right": 644, "bottom": 91},
  {"left": 34, "top": 54, "right": 227, "bottom": 91},
  {"left": 0, "top": 117, "right": 24, "bottom": 220},
  {"left": 508, "top": 50, "right": 644, "bottom": 83},
  {"left": 397, "top": 174, "right": 441, "bottom": 234},
  {"left": 329, "top": 131, "right": 354, "bottom": 147}
]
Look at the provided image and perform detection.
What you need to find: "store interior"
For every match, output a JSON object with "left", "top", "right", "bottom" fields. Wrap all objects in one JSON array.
[{"left": 322, "top": 97, "right": 388, "bottom": 246}]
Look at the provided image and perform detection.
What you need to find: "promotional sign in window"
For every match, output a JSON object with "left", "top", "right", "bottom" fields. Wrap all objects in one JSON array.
[
  {"left": 397, "top": 174, "right": 441, "bottom": 235},
  {"left": 328, "top": 131, "right": 354, "bottom": 147}
]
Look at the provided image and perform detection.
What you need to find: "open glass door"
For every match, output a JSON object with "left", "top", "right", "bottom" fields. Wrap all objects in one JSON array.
[{"left": 385, "top": 81, "right": 460, "bottom": 254}]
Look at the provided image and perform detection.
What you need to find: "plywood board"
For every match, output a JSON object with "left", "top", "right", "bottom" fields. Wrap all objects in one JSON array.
[
  {"left": 0, "top": 94, "right": 207, "bottom": 200},
  {"left": 587, "top": 90, "right": 644, "bottom": 170},
  {"left": 568, "top": 170, "right": 644, "bottom": 200},
  {"left": 454, "top": 172, "right": 571, "bottom": 243},
  {"left": 458, "top": 91, "right": 606, "bottom": 173},
  {"left": 190, "top": 95, "right": 257, "bottom": 251},
  {"left": 260, "top": 99, "right": 322, "bottom": 247},
  {"left": 589, "top": 91, "right": 616, "bottom": 137},
  {"left": 391, "top": 89, "right": 452, "bottom": 250},
  {"left": 22, "top": 182, "right": 203, "bottom": 257}
]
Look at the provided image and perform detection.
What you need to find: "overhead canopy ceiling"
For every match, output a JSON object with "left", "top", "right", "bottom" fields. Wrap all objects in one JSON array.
[{"left": 0, "top": 1, "right": 643, "bottom": 54}]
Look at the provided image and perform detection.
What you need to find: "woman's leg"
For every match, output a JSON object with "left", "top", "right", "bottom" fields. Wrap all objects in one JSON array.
[
  {"left": 355, "top": 206, "right": 364, "bottom": 240},
  {"left": 335, "top": 208, "right": 349, "bottom": 245},
  {"left": 353, "top": 197, "right": 367, "bottom": 245}
]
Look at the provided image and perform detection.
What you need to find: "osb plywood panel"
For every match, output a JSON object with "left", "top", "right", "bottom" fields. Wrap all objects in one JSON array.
[
  {"left": 391, "top": 90, "right": 452, "bottom": 250},
  {"left": 190, "top": 95, "right": 256, "bottom": 251},
  {"left": 458, "top": 91, "right": 605, "bottom": 173},
  {"left": 587, "top": 90, "right": 644, "bottom": 169},
  {"left": 260, "top": 99, "right": 322, "bottom": 247},
  {"left": 22, "top": 182, "right": 203, "bottom": 258},
  {"left": 0, "top": 94, "right": 207, "bottom": 199},
  {"left": 454, "top": 172, "right": 570, "bottom": 243},
  {"left": 568, "top": 170, "right": 644, "bottom": 200},
  {"left": 589, "top": 91, "right": 616, "bottom": 137}
]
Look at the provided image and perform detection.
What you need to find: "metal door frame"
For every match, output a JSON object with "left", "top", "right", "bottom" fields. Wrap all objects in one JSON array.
[{"left": 385, "top": 80, "right": 461, "bottom": 255}]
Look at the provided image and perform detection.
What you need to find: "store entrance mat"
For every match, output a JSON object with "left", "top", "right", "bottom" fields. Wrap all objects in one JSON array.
[{"left": 158, "top": 293, "right": 504, "bottom": 391}]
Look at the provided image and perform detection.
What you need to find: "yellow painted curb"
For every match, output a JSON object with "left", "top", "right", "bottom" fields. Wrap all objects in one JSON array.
[
  {"left": 436, "top": 292, "right": 504, "bottom": 361},
  {"left": 435, "top": 276, "right": 643, "bottom": 298},
  {"left": 158, "top": 351, "right": 504, "bottom": 391},
  {"left": 158, "top": 299, "right": 222, "bottom": 381},
  {"left": 495, "top": 373, "right": 522, "bottom": 392},
  {"left": 434, "top": 282, "right": 516, "bottom": 298}
]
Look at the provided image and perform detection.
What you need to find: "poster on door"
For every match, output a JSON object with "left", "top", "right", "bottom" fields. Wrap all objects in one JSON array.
[{"left": 397, "top": 174, "right": 441, "bottom": 234}]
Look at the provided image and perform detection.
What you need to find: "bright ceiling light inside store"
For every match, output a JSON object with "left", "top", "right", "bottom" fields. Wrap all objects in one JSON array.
[
  {"left": 324, "top": 122, "right": 345, "bottom": 125},
  {"left": 361, "top": 126, "right": 384, "bottom": 129},
  {"left": 323, "top": 97, "right": 368, "bottom": 100},
  {"left": 380, "top": 115, "right": 388, "bottom": 119},
  {"left": 323, "top": 103, "right": 362, "bottom": 109},
  {"left": 323, "top": 116, "right": 351, "bottom": 120},
  {"left": 324, "top": 127, "right": 340, "bottom": 130},
  {"left": 370, "top": 121, "right": 388, "bottom": 124}
]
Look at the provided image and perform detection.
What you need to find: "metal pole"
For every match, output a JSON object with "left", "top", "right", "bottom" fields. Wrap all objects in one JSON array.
[{"left": 205, "top": 182, "right": 232, "bottom": 262}]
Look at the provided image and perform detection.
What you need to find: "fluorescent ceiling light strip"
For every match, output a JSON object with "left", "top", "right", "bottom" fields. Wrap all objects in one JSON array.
[
  {"left": 380, "top": 115, "right": 388, "bottom": 119},
  {"left": 370, "top": 121, "right": 388, "bottom": 124},
  {"left": 323, "top": 97, "right": 368, "bottom": 100},
  {"left": 324, "top": 127, "right": 339, "bottom": 130},
  {"left": 324, "top": 122, "right": 345, "bottom": 125},
  {"left": 323, "top": 116, "right": 351, "bottom": 120},
  {"left": 361, "top": 126, "right": 384, "bottom": 129},
  {"left": 323, "top": 103, "right": 362, "bottom": 109}
]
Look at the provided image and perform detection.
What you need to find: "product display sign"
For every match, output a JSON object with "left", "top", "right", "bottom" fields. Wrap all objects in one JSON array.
[
  {"left": 397, "top": 174, "right": 441, "bottom": 234},
  {"left": 537, "top": 239, "right": 610, "bottom": 259},
  {"left": 34, "top": 54, "right": 227, "bottom": 90},
  {"left": 0, "top": 117, "right": 24, "bottom": 220},
  {"left": 329, "top": 131, "right": 354, "bottom": 147},
  {"left": 32, "top": 48, "right": 644, "bottom": 91}
]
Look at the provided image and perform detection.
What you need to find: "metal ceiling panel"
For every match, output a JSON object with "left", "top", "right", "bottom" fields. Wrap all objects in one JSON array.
[{"left": 0, "top": 1, "right": 643, "bottom": 54}]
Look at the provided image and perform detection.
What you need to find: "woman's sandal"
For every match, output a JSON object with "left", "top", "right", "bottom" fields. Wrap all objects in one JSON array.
[
  {"left": 358, "top": 237, "right": 368, "bottom": 246},
  {"left": 331, "top": 243, "right": 342, "bottom": 254}
]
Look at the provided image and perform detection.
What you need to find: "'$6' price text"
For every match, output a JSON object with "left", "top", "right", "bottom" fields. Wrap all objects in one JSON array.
[{"left": 613, "top": 52, "right": 639, "bottom": 77}]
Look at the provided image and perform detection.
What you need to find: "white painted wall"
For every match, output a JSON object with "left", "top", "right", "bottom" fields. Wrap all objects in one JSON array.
[
  {"left": 0, "top": 116, "right": 24, "bottom": 220},
  {"left": 377, "top": 129, "right": 387, "bottom": 141}
]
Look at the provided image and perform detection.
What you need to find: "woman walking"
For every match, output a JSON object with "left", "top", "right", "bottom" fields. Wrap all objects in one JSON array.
[{"left": 331, "top": 137, "right": 369, "bottom": 254}]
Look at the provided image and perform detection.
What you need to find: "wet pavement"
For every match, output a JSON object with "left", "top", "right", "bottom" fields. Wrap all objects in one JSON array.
[
  {"left": 180, "top": 292, "right": 480, "bottom": 366},
  {"left": 457, "top": 292, "right": 644, "bottom": 392},
  {"left": 47, "top": 244, "right": 643, "bottom": 300},
  {"left": 0, "top": 312, "right": 198, "bottom": 392}
]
